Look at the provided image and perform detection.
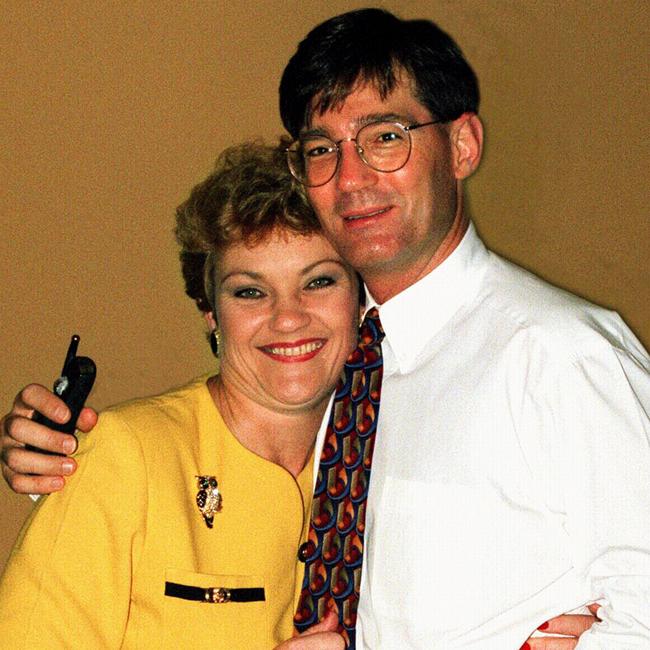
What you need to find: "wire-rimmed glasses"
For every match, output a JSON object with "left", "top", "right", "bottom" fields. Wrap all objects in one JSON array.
[{"left": 286, "top": 120, "right": 442, "bottom": 188}]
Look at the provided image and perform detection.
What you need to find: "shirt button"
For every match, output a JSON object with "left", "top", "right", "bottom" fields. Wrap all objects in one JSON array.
[{"left": 297, "top": 540, "right": 316, "bottom": 562}]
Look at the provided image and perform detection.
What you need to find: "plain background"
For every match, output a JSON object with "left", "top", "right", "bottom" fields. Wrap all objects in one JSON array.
[{"left": 1, "top": 1, "right": 648, "bottom": 571}]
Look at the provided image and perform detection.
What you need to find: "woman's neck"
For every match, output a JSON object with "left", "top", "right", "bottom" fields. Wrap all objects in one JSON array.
[{"left": 207, "top": 375, "right": 325, "bottom": 478}]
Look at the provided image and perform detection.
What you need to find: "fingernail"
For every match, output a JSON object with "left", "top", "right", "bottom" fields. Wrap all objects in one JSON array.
[
  {"left": 61, "top": 460, "right": 75, "bottom": 475},
  {"left": 538, "top": 621, "right": 550, "bottom": 630},
  {"left": 55, "top": 406, "right": 69, "bottom": 422},
  {"left": 519, "top": 644, "right": 531, "bottom": 650},
  {"left": 51, "top": 477, "right": 64, "bottom": 490},
  {"left": 62, "top": 438, "right": 76, "bottom": 455}
]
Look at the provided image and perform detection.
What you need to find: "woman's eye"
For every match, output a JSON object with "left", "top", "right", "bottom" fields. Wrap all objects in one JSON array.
[
  {"left": 306, "top": 276, "right": 335, "bottom": 289},
  {"left": 234, "top": 287, "right": 264, "bottom": 299}
]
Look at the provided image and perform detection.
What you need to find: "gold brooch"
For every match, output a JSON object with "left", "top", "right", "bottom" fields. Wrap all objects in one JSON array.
[{"left": 195, "top": 475, "right": 222, "bottom": 528}]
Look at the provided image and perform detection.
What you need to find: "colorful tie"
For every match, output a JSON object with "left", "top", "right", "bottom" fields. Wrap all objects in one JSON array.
[{"left": 294, "top": 307, "right": 384, "bottom": 648}]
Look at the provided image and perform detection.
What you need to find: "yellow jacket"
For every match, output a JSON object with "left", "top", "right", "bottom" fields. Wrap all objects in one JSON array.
[{"left": 0, "top": 377, "right": 312, "bottom": 648}]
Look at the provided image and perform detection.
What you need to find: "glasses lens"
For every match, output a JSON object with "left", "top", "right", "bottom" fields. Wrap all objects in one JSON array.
[
  {"left": 287, "top": 137, "right": 338, "bottom": 187},
  {"left": 357, "top": 122, "right": 411, "bottom": 173}
]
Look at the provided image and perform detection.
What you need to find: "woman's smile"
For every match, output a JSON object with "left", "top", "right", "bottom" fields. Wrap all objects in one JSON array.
[
  {"left": 259, "top": 338, "right": 326, "bottom": 361},
  {"left": 212, "top": 229, "right": 359, "bottom": 412}
]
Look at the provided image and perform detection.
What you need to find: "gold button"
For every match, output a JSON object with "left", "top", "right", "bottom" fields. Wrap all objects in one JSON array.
[{"left": 206, "top": 587, "right": 231, "bottom": 603}]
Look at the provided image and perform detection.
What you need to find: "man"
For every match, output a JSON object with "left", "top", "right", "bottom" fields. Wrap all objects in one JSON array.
[
  {"left": 278, "top": 8, "right": 649, "bottom": 648},
  {"left": 3, "top": 8, "right": 649, "bottom": 649}
]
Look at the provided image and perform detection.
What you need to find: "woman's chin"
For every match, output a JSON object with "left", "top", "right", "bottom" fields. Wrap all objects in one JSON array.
[{"left": 268, "top": 384, "right": 332, "bottom": 412}]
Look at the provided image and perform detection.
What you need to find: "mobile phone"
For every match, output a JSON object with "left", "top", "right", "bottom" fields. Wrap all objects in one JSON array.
[{"left": 29, "top": 335, "right": 96, "bottom": 454}]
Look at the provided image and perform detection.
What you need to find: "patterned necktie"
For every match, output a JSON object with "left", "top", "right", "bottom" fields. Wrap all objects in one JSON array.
[{"left": 294, "top": 307, "right": 384, "bottom": 648}]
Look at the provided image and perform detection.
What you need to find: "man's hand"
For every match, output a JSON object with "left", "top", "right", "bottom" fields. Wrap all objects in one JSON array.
[
  {"left": 274, "top": 609, "right": 345, "bottom": 649},
  {"left": 1, "top": 383, "right": 98, "bottom": 494},
  {"left": 521, "top": 605, "right": 600, "bottom": 649}
]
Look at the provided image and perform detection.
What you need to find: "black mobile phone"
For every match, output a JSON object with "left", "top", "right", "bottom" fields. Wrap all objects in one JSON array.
[{"left": 29, "top": 335, "right": 96, "bottom": 454}]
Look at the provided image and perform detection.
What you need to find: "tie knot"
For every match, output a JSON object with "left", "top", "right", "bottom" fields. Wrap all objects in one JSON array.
[{"left": 360, "top": 307, "right": 384, "bottom": 346}]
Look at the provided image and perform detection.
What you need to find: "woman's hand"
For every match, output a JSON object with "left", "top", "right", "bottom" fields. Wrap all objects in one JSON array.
[
  {"left": 521, "top": 605, "right": 600, "bottom": 649},
  {"left": 1, "top": 383, "right": 97, "bottom": 494},
  {"left": 274, "top": 605, "right": 600, "bottom": 650},
  {"left": 273, "top": 609, "right": 345, "bottom": 649}
]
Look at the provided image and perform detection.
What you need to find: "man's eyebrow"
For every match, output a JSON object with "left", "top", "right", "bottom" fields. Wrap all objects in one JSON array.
[
  {"left": 357, "top": 112, "right": 409, "bottom": 125},
  {"left": 300, "top": 112, "right": 413, "bottom": 139}
]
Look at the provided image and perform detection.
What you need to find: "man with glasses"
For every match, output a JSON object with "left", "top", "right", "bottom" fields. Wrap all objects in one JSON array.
[
  {"left": 3, "top": 8, "right": 649, "bottom": 650},
  {"left": 285, "top": 119, "right": 444, "bottom": 189},
  {"left": 277, "top": 8, "right": 650, "bottom": 649}
]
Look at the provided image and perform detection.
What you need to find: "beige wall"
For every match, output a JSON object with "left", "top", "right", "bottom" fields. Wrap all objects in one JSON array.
[{"left": 2, "top": 1, "right": 648, "bottom": 570}]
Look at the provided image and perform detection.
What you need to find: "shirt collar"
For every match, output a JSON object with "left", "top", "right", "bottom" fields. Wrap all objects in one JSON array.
[{"left": 365, "top": 222, "right": 490, "bottom": 374}]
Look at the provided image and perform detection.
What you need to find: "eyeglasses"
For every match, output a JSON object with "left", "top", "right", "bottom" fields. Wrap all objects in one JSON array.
[{"left": 286, "top": 120, "right": 442, "bottom": 188}]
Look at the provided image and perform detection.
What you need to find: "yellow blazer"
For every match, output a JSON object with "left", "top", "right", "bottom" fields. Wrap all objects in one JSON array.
[{"left": 0, "top": 377, "right": 312, "bottom": 648}]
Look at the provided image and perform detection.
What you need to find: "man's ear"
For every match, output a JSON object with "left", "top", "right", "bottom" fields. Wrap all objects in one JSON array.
[
  {"left": 450, "top": 112, "right": 483, "bottom": 180},
  {"left": 204, "top": 310, "right": 217, "bottom": 331}
]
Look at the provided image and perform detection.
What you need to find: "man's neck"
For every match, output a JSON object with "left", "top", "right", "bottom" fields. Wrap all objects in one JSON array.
[{"left": 366, "top": 211, "right": 469, "bottom": 304}]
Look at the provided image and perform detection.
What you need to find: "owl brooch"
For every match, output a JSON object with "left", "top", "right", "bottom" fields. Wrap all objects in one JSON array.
[{"left": 195, "top": 475, "right": 222, "bottom": 528}]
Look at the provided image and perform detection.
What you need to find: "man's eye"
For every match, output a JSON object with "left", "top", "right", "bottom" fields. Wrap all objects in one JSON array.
[
  {"left": 304, "top": 142, "right": 335, "bottom": 158},
  {"left": 374, "top": 130, "right": 403, "bottom": 144},
  {"left": 234, "top": 287, "right": 264, "bottom": 299},
  {"left": 306, "top": 276, "right": 335, "bottom": 289}
]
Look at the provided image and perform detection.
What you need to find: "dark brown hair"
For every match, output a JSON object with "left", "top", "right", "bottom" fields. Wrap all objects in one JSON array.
[{"left": 279, "top": 8, "right": 479, "bottom": 139}]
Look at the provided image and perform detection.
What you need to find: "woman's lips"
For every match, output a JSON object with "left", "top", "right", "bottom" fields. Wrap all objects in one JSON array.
[{"left": 259, "top": 339, "right": 326, "bottom": 362}]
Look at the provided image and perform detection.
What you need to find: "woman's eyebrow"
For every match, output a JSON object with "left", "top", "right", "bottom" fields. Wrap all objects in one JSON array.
[
  {"left": 300, "top": 258, "right": 347, "bottom": 275},
  {"left": 220, "top": 270, "right": 264, "bottom": 283}
]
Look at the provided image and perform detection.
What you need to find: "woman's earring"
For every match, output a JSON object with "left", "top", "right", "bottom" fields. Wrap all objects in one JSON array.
[{"left": 209, "top": 329, "right": 221, "bottom": 358}]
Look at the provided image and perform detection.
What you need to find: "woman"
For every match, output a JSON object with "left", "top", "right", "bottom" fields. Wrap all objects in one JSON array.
[
  {"left": 0, "top": 144, "right": 598, "bottom": 649},
  {"left": 0, "top": 142, "right": 358, "bottom": 648}
]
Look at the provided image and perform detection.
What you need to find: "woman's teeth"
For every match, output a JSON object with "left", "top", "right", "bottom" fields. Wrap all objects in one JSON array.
[{"left": 268, "top": 341, "right": 323, "bottom": 356}]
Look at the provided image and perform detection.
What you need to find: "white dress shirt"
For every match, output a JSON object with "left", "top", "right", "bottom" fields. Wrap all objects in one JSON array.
[{"left": 344, "top": 223, "right": 650, "bottom": 648}]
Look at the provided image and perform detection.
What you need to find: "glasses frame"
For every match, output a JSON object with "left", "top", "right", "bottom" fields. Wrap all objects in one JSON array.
[{"left": 286, "top": 120, "right": 443, "bottom": 188}]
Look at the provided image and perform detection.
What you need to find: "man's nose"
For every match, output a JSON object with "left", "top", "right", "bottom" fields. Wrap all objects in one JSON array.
[{"left": 334, "top": 140, "right": 378, "bottom": 192}]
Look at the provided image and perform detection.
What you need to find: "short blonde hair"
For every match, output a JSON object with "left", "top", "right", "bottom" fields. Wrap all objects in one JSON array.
[{"left": 175, "top": 141, "right": 320, "bottom": 313}]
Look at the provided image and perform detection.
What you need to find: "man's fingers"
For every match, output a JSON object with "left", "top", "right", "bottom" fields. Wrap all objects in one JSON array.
[
  {"left": 2, "top": 444, "right": 76, "bottom": 477},
  {"left": 4, "top": 416, "right": 77, "bottom": 455},
  {"left": 538, "top": 613, "right": 597, "bottom": 637},
  {"left": 75, "top": 406, "right": 98, "bottom": 433},
  {"left": 13, "top": 386, "right": 98, "bottom": 434},
  {"left": 1, "top": 382, "right": 93, "bottom": 493},
  {"left": 15, "top": 384, "right": 70, "bottom": 424},
  {"left": 1, "top": 462, "right": 65, "bottom": 495}
]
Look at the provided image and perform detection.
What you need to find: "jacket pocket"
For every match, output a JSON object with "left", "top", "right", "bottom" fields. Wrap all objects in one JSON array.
[{"left": 161, "top": 568, "right": 268, "bottom": 649}]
